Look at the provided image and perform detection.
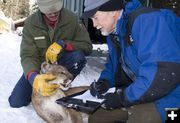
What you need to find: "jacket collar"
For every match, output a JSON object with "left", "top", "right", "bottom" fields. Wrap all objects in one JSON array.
[{"left": 115, "top": 0, "right": 142, "bottom": 37}]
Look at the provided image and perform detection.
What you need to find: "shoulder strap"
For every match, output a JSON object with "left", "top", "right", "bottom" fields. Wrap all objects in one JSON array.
[
  {"left": 110, "top": 34, "right": 132, "bottom": 88},
  {"left": 125, "top": 7, "right": 160, "bottom": 45}
]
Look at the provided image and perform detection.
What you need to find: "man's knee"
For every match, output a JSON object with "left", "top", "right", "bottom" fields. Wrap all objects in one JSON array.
[
  {"left": 8, "top": 74, "right": 32, "bottom": 108},
  {"left": 68, "top": 51, "right": 86, "bottom": 77},
  {"left": 89, "top": 108, "right": 128, "bottom": 123},
  {"left": 58, "top": 51, "right": 87, "bottom": 77},
  {"left": 8, "top": 95, "right": 31, "bottom": 108},
  {"left": 127, "top": 103, "right": 162, "bottom": 123},
  {"left": 69, "top": 51, "right": 86, "bottom": 63}
]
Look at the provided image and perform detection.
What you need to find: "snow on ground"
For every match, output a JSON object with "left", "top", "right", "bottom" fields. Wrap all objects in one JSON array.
[{"left": 0, "top": 32, "right": 108, "bottom": 123}]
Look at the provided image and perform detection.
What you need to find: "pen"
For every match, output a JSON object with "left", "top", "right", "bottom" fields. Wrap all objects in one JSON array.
[{"left": 93, "top": 80, "right": 100, "bottom": 98}]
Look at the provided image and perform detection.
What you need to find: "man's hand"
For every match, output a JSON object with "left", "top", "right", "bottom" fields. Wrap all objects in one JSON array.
[
  {"left": 89, "top": 79, "right": 109, "bottom": 97},
  {"left": 103, "top": 92, "right": 123, "bottom": 110},
  {"left": 46, "top": 40, "right": 64, "bottom": 64},
  {"left": 33, "top": 74, "right": 59, "bottom": 96}
]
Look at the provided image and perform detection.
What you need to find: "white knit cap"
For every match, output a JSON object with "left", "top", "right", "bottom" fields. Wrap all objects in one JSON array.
[{"left": 37, "top": 0, "right": 63, "bottom": 14}]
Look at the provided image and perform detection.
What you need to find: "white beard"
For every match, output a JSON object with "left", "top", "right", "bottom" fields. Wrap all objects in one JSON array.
[
  {"left": 96, "top": 26, "right": 111, "bottom": 36},
  {"left": 101, "top": 31, "right": 110, "bottom": 36}
]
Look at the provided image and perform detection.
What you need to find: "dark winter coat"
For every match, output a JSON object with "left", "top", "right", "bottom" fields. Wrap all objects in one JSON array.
[
  {"left": 20, "top": 8, "right": 92, "bottom": 77},
  {"left": 99, "top": 0, "right": 180, "bottom": 122}
]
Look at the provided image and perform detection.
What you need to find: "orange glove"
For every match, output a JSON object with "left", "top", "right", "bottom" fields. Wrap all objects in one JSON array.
[
  {"left": 33, "top": 74, "right": 59, "bottom": 96},
  {"left": 46, "top": 40, "right": 64, "bottom": 63}
]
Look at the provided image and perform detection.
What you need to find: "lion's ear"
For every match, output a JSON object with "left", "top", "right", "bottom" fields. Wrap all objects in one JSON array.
[{"left": 41, "top": 61, "right": 51, "bottom": 74}]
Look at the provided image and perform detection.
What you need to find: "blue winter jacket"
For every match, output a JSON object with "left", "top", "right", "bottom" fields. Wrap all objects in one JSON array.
[{"left": 99, "top": 0, "right": 180, "bottom": 122}]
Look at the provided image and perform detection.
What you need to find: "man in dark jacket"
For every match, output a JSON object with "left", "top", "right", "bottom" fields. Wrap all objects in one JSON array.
[
  {"left": 9, "top": 0, "right": 92, "bottom": 108},
  {"left": 82, "top": 0, "right": 180, "bottom": 123}
]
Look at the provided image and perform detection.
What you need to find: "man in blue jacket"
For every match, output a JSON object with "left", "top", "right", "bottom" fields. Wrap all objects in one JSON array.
[{"left": 82, "top": 0, "right": 180, "bottom": 123}]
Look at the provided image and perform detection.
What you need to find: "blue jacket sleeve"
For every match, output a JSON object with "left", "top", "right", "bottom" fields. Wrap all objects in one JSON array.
[
  {"left": 123, "top": 11, "right": 180, "bottom": 106},
  {"left": 99, "top": 37, "right": 117, "bottom": 87},
  {"left": 99, "top": 53, "right": 115, "bottom": 87}
]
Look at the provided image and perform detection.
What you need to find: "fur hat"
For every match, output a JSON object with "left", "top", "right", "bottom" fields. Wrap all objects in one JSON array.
[{"left": 37, "top": 0, "right": 63, "bottom": 14}]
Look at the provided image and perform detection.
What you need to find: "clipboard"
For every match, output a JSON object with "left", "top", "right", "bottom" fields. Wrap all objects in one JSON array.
[{"left": 56, "top": 90, "right": 105, "bottom": 114}]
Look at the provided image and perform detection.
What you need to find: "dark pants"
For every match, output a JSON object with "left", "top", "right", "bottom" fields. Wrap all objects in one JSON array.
[
  {"left": 89, "top": 103, "right": 162, "bottom": 123},
  {"left": 8, "top": 51, "right": 86, "bottom": 108}
]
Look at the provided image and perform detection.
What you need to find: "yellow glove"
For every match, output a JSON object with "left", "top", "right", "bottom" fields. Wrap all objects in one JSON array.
[
  {"left": 46, "top": 42, "right": 63, "bottom": 64},
  {"left": 33, "top": 74, "right": 60, "bottom": 96}
]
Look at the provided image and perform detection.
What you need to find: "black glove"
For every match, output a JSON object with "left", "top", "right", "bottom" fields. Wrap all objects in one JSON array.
[
  {"left": 90, "top": 79, "right": 109, "bottom": 97},
  {"left": 103, "top": 89, "right": 126, "bottom": 110},
  {"left": 103, "top": 92, "right": 123, "bottom": 110}
]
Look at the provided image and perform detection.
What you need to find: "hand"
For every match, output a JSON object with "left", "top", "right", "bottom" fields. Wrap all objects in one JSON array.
[
  {"left": 103, "top": 92, "right": 123, "bottom": 110},
  {"left": 46, "top": 40, "right": 64, "bottom": 64},
  {"left": 33, "top": 74, "right": 60, "bottom": 96},
  {"left": 89, "top": 79, "right": 109, "bottom": 97}
]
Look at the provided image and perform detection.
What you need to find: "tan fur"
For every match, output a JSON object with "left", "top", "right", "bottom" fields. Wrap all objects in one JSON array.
[{"left": 32, "top": 62, "right": 89, "bottom": 123}]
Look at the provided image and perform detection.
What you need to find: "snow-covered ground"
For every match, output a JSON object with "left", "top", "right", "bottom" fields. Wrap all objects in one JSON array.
[{"left": 0, "top": 32, "right": 108, "bottom": 123}]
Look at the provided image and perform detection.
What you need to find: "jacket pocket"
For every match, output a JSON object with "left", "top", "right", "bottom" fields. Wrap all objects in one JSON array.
[
  {"left": 34, "top": 39, "right": 48, "bottom": 61},
  {"left": 34, "top": 38, "right": 48, "bottom": 48}
]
